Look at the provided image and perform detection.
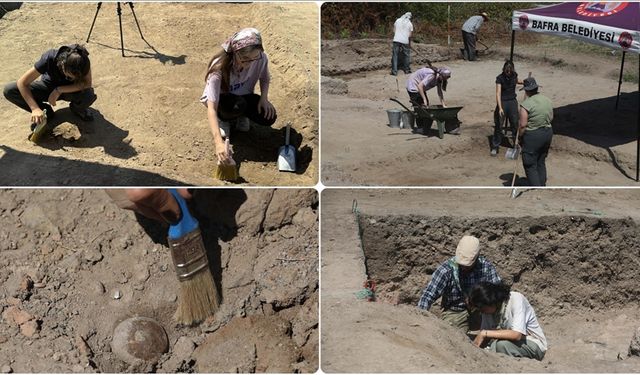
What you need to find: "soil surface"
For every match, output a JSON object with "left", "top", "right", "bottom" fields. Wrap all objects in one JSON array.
[
  {"left": 321, "top": 188, "right": 640, "bottom": 372},
  {"left": 321, "top": 38, "right": 639, "bottom": 186},
  {"left": 0, "top": 188, "right": 318, "bottom": 373},
  {"left": 0, "top": 3, "right": 318, "bottom": 186}
]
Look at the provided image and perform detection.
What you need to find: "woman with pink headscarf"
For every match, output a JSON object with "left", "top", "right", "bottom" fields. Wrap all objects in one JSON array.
[
  {"left": 406, "top": 66, "right": 451, "bottom": 108},
  {"left": 201, "top": 28, "right": 277, "bottom": 161}
]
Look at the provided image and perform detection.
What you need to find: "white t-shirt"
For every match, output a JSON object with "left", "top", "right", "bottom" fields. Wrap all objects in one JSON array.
[
  {"left": 393, "top": 17, "right": 414, "bottom": 45},
  {"left": 480, "top": 291, "right": 548, "bottom": 352},
  {"left": 200, "top": 53, "right": 271, "bottom": 106}
]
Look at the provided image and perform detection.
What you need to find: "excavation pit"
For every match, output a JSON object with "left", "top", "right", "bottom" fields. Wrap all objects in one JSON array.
[{"left": 359, "top": 214, "right": 640, "bottom": 318}]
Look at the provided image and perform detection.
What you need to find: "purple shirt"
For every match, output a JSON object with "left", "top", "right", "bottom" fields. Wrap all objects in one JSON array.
[
  {"left": 200, "top": 52, "right": 270, "bottom": 106},
  {"left": 406, "top": 67, "right": 438, "bottom": 93}
]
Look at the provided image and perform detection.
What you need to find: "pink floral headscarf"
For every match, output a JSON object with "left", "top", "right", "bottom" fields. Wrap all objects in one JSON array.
[{"left": 221, "top": 28, "right": 262, "bottom": 53}]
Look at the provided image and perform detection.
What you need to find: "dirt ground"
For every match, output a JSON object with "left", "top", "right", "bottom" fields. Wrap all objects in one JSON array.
[
  {"left": 0, "top": 189, "right": 318, "bottom": 373},
  {"left": 321, "top": 38, "right": 639, "bottom": 186},
  {"left": 0, "top": 3, "right": 318, "bottom": 186},
  {"left": 321, "top": 188, "right": 640, "bottom": 372}
]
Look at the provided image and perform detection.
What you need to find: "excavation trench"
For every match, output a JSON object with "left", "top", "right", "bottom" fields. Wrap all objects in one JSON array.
[{"left": 358, "top": 214, "right": 640, "bottom": 318}]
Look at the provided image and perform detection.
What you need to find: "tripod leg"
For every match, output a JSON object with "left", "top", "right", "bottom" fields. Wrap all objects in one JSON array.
[
  {"left": 127, "top": 2, "right": 154, "bottom": 49},
  {"left": 86, "top": 2, "right": 102, "bottom": 43},
  {"left": 117, "top": 2, "right": 124, "bottom": 57}
]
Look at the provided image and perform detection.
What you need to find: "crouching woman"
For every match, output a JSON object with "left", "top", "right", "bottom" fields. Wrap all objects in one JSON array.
[{"left": 469, "top": 282, "right": 547, "bottom": 360}]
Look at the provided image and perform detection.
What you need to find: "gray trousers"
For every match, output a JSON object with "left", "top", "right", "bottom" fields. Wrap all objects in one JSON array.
[
  {"left": 492, "top": 99, "right": 519, "bottom": 149},
  {"left": 521, "top": 126, "right": 553, "bottom": 186},
  {"left": 462, "top": 31, "right": 477, "bottom": 61},
  {"left": 3, "top": 80, "right": 96, "bottom": 118},
  {"left": 391, "top": 42, "right": 411, "bottom": 75},
  {"left": 490, "top": 338, "right": 545, "bottom": 360}
]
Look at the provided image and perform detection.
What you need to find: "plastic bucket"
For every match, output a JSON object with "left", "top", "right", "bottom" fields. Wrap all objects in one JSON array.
[
  {"left": 387, "top": 109, "right": 402, "bottom": 128},
  {"left": 401, "top": 111, "right": 415, "bottom": 129}
]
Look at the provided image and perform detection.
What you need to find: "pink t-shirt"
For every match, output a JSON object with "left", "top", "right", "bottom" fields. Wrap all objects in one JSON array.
[
  {"left": 200, "top": 53, "right": 270, "bottom": 106},
  {"left": 406, "top": 67, "right": 438, "bottom": 93}
]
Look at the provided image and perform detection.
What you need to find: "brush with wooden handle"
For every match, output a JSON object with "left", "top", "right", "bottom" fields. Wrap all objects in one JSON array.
[{"left": 168, "top": 189, "right": 220, "bottom": 325}]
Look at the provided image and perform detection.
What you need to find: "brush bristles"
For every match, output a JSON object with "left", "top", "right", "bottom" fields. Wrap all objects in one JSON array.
[
  {"left": 214, "top": 164, "right": 239, "bottom": 181},
  {"left": 174, "top": 270, "right": 220, "bottom": 326}
]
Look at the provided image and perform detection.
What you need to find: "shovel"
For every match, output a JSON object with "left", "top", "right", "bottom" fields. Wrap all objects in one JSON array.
[
  {"left": 278, "top": 122, "right": 297, "bottom": 172},
  {"left": 508, "top": 127, "right": 521, "bottom": 198}
]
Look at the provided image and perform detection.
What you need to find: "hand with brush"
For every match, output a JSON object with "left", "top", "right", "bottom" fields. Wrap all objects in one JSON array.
[
  {"left": 107, "top": 188, "right": 220, "bottom": 325},
  {"left": 106, "top": 189, "right": 192, "bottom": 224}
]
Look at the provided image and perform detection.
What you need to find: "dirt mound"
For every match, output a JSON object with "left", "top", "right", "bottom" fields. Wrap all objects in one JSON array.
[
  {"left": 321, "top": 39, "right": 453, "bottom": 76},
  {"left": 359, "top": 215, "right": 639, "bottom": 318},
  {"left": 0, "top": 189, "right": 318, "bottom": 372},
  {"left": 0, "top": 3, "right": 318, "bottom": 186}
]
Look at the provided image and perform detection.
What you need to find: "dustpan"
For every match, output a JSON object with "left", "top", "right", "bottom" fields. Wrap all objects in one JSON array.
[
  {"left": 278, "top": 122, "right": 296, "bottom": 172},
  {"left": 505, "top": 144, "right": 520, "bottom": 160},
  {"left": 504, "top": 115, "right": 521, "bottom": 160}
]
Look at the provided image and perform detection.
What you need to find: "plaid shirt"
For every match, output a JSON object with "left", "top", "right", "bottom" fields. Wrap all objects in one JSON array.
[{"left": 417, "top": 256, "right": 501, "bottom": 311}]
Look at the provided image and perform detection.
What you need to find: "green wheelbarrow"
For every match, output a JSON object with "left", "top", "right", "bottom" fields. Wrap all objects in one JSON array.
[{"left": 390, "top": 98, "right": 463, "bottom": 139}]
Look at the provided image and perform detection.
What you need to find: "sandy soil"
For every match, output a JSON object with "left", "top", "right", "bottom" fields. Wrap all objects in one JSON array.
[
  {"left": 321, "top": 188, "right": 640, "bottom": 372},
  {"left": 321, "top": 39, "right": 639, "bottom": 186},
  {"left": 0, "top": 3, "right": 318, "bottom": 186},
  {"left": 0, "top": 188, "right": 318, "bottom": 373}
]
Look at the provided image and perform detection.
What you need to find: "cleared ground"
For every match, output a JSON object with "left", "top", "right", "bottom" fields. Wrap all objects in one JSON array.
[
  {"left": 321, "top": 39, "right": 639, "bottom": 186},
  {"left": 0, "top": 3, "right": 318, "bottom": 186}
]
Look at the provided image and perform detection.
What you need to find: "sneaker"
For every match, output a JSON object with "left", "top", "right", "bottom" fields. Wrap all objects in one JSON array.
[
  {"left": 218, "top": 120, "right": 231, "bottom": 138},
  {"left": 71, "top": 107, "right": 94, "bottom": 122},
  {"left": 235, "top": 117, "right": 251, "bottom": 132},
  {"left": 490, "top": 148, "right": 498, "bottom": 157}
]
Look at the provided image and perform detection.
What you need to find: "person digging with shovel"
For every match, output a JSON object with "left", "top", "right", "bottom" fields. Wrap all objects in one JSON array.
[
  {"left": 391, "top": 12, "right": 414, "bottom": 76},
  {"left": 417, "top": 235, "right": 501, "bottom": 332},
  {"left": 201, "top": 28, "right": 277, "bottom": 165},
  {"left": 491, "top": 60, "right": 523, "bottom": 156},
  {"left": 3, "top": 44, "right": 97, "bottom": 143},
  {"left": 518, "top": 77, "right": 553, "bottom": 186},
  {"left": 461, "top": 12, "right": 489, "bottom": 62}
]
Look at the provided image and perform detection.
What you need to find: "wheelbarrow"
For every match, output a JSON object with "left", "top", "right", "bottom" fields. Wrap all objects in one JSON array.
[{"left": 390, "top": 98, "right": 463, "bottom": 139}]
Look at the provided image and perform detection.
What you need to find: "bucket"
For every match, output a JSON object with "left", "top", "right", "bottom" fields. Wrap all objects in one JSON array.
[
  {"left": 386, "top": 109, "right": 402, "bottom": 128},
  {"left": 401, "top": 111, "right": 415, "bottom": 129}
]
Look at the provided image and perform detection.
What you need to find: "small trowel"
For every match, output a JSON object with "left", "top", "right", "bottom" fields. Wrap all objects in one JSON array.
[{"left": 278, "top": 122, "right": 297, "bottom": 172}]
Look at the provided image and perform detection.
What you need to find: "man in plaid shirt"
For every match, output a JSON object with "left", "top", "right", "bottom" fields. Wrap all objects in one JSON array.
[{"left": 417, "top": 235, "right": 501, "bottom": 331}]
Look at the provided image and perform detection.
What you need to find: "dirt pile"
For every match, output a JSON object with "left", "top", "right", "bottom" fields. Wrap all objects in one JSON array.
[
  {"left": 0, "top": 189, "right": 318, "bottom": 373},
  {"left": 321, "top": 39, "right": 453, "bottom": 76},
  {"left": 359, "top": 214, "right": 640, "bottom": 318}
]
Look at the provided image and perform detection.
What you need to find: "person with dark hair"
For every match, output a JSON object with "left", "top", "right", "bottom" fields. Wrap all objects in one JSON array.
[
  {"left": 491, "top": 61, "right": 523, "bottom": 156},
  {"left": 391, "top": 12, "right": 413, "bottom": 76},
  {"left": 469, "top": 282, "right": 547, "bottom": 360},
  {"left": 417, "top": 235, "right": 501, "bottom": 332},
  {"left": 3, "top": 44, "right": 97, "bottom": 142},
  {"left": 406, "top": 66, "right": 451, "bottom": 108},
  {"left": 461, "top": 12, "right": 489, "bottom": 61},
  {"left": 201, "top": 28, "right": 277, "bottom": 163},
  {"left": 518, "top": 77, "right": 553, "bottom": 186}
]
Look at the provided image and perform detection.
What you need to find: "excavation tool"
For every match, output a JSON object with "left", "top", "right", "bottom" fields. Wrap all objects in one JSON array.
[
  {"left": 477, "top": 39, "right": 497, "bottom": 52},
  {"left": 28, "top": 109, "right": 49, "bottom": 143},
  {"left": 278, "top": 122, "right": 297, "bottom": 172},
  {"left": 168, "top": 189, "right": 220, "bottom": 325},
  {"left": 214, "top": 137, "right": 239, "bottom": 181}
]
